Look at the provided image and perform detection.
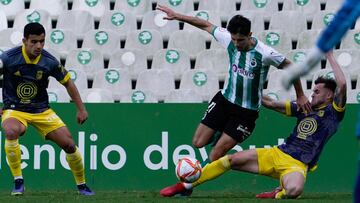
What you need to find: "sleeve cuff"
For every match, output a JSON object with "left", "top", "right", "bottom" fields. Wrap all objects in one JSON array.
[
  {"left": 285, "top": 101, "right": 292, "bottom": 116},
  {"left": 59, "top": 72, "right": 71, "bottom": 84},
  {"left": 332, "top": 101, "right": 345, "bottom": 112}
]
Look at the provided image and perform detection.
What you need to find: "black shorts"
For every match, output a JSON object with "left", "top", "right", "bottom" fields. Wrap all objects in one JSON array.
[{"left": 201, "top": 91, "right": 259, "bottom": 143}]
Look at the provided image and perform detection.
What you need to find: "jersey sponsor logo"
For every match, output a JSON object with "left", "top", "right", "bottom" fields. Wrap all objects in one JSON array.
[
  {"left": 232, "top": 64, "right": 255, "bottom": 79},
  {"left": 111, "top": 12, "right": 125, "bottom": 26},
  {"left": 17, "top": 82, "right": 38, "bottom": 104},
  {"left": 297, "top": 117, "right": 317, "bottom": 140}
]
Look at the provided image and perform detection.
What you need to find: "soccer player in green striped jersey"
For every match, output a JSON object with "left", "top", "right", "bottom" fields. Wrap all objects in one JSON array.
[{"left": 157, "top": 4, "right": 311, "bottom": 179}]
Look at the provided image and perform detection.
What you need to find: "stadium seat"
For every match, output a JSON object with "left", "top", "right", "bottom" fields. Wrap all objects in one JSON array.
[
  {"left": 164, "top": 89, "right": 203, "bottom": 103},
  {"left": 228, "top": 10, "right": 265, "bottom": 33},
  {"left": 151, "top": 48, "right": 191, "bottom": 80},
  {"left": 357, "top": 75, "right": 360, "bottom": 90},
  {"left": 239, "top": 0, "right": 279, "bottom": 21},
  {"left": 92, "top": 68, "right": 132, "bottom": 101},
  {"left": 108, "top": 48, "right": 147, "bottom": 80},
  {"left": 47, "top": 88, "right": 71, "bottom": 103},
  {"left": 120, "top": 90, "right": 158, "bottom": 103},
  {"left": 183, "top": 10, "right": 222, "bottom": 41},
  {"left": 286, "top": 49, "right": 321, "bottom": 82},
  {"left": 263, "top": 88, "right": 296, "bottom": 102},
  {"left": 114, "top": 0, "right": 151, "bottom": 21},
  {"left": 29, "top": 0, "right": 67, "bottom": 20},
  {"left": 48, "top": 68, "right": 88, "bottom": 91},
  {"left": 331, "top": 49, "right": 360, "bottom": 81},
  {"left": 45, "top": 48, "right": 61, "bottom": 61},
  {"left": 72, "top": 0, "right": 110, "bottom": 20},
  {"left": 125, "top": 29, "right": 163, "bottom": 60},
  {"left": 311, "top": 10, "right": 336, "bottom": 30},
  {"left": 0, "top": 28, "right": 23, "bottom": 47},
  {"left": 311, "top": 68, "right": 352, "bottom": 90},
  {"left": 194, "top": 49, "right": 229, "bottom": 81},
  {"left": 168, "top": 30, "right": 206, "bottom": 60},
  {"left": 296, "top": 29, "right": 322, "bottom": 49},
  {"left": 0, "top": 10, "right": 7, "bottom": 31},
  {"left": 98, "top": 11, "right": 137, "bottom": 41},
  {"left": 0, "top": 0, "right": 24, "bottom": 21},
  {"left": 180, "top": 69, "right": 219, "bottom": 101},
  {"left": 340, "top": 29, "right": 360, "bottom": 49},
  {"left": 268, "top": 11, "right": 307, "bottom": 41},
  {"left": 141, "top": 10, "right": 180, "bottom": 41},
  {"left": 57, "top": 10, "right": 95, "bottom": 40},
  {"left": 324, "top": 0, "right": 343, "bottom": 11},
  {"left": 156, "top": 0, "right": 194, "bottom": 14},
  {"left": 13, "top": 9, "right": 52, "bottom": 32},
  {"left": 135, "top": 69, "right": 175, "bottom": 101},
  {"left": 266, "top": 69, "right": 300, "bottom": 92},
  {"left": 258, "top": 30, "right": 292, "bottom": 53},
  {"left": 282, "top": 0, "right": 321, "bottom": 21},
  {"left": 45, "top": 29, "right": 77, "bottom": 59},
  {"left": 197, "top": 0, "right": 237, "bottom": 21},
  {"left": 65, "top": 48, "right": 104, "bottom": 80},
  {"left": 81, "top": 88, "right": 114, "bottom": 103},
  {"left": 82, "top": 29, "right": 121, "bottom": 60},
  {"left": 347, "top": 89, "right": 360, "bottom": 104}
]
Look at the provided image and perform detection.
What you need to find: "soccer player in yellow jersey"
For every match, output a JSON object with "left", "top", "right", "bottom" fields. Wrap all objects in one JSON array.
[
  {"left": 160, "top": 51, "right": 347, "bottom": 199},
  {"left": 0, "top": 23, "right": 94, "bottom": 196}
]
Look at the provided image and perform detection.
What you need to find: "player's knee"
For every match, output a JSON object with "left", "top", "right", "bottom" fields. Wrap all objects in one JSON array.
[
  {"left": 285, "top": 185, "right": 303, "bottom": 198},
  {"left": 3, "top": 126, "right": 23, "bottom": 139}
]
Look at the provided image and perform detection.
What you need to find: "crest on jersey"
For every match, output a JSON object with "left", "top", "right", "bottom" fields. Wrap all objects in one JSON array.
[{"left": 36, "top": 71, "right": 43, "bottom": 80}]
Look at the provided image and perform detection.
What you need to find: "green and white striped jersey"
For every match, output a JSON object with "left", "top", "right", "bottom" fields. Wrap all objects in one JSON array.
[{"left": 212, "top": 26, "right": 285, "bottom": 110}]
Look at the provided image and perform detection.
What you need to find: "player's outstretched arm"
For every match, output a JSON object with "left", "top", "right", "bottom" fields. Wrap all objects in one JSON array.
[
  {"left": 63, "top": 79, "right": 88, "bottom": 124},
  {"left": 156, "top": 4, "right": 214, "bottom": 33},
  {"left": 261, "top": 95, "right": 287, "bottom": 114},
  {"left": 326, "top": 51, "right": 347, "bottom": 108},
  {"left": 278, "top": 59, "right": 311, "bottom": 113}
]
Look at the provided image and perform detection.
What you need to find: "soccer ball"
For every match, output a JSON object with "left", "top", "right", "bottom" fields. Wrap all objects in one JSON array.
[{"left": 175, "top": 157, "right": 202, "bottom": 183}]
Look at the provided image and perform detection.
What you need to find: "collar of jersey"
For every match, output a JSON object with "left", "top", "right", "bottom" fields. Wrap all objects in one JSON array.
[
  {"left": 247, "top": 37, "right": 258, "bottom": 52},
  {"left": 22, "top": 45, "right": 41, "bottom": 64}
]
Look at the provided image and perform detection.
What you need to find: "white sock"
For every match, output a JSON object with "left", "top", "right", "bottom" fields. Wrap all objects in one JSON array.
[{"left": 14, "top": 176, "right": 23, "bottom": 180}]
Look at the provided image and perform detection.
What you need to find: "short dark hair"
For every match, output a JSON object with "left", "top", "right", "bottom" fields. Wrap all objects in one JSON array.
[
  {"left": 314, "top": 76, "right": 337, "bottom": 92},
  {"left": 23, "top": 23, "right": 45, "bottom": 38},
  {"left": 227, "top": 15, "right": 251, "bottom": 36}
]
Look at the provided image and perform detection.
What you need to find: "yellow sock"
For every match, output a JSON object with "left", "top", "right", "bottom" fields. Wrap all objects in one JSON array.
[
  {"left": 275, "top": 189, "right": 287, "bottom": 199},
  {"left": 66, "top": 147, "right": 85, "bottom": 185},
  {"left": 192, "top": 156, "right": 231, "bottom": 187},
  {"left": 5, "top": 139, "right": 22, "bottom": 178}
]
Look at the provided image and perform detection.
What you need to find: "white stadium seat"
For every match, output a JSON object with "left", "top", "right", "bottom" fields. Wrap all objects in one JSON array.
[
  {"left": 120, "top": 90, "right": 158, "bottom": 103},
  {"left": 45, "top": 29, "right": 77, "bottom": 59},
  {"left": 0, "top": 0, "right": 25, "bottom": 21},
  {"left": 125, "top": 29, "right": 163, "bottom": 60},
  {"left": 29, "top": 0, "right": 67, "bottom": 20},
  {"left": 57, "top": 10, "right": 95, "bottom": 40},
  {"left": 47, "top": 88, "right": 70, "bottom": 103},
  {"left": 13, "top": 9, "right": 52, "bottom": 32},
  {"left": 72, "top": 0, "right": 110, "bottom": 20},
  {"left": 99, "top": 11, "right": 137, "bottom": 41}
]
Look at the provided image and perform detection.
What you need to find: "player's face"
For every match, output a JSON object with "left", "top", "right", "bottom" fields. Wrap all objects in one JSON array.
[
  {"left": 231, "top": 33, "right": 252, "bottom": 51},
  {"left": 23, "top": 33, "right": 45, "bottom": 59},
  {"left": 311, "top": 83, "right": 333, "bottom": 108}
]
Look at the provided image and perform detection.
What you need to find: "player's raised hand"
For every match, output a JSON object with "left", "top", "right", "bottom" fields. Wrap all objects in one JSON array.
[
  {"left": 77, "top": 110, "right": 88, "bottom": 125},
  {"left": 296, "top": 94, "right": 312, "bottom": 114},
  {"left": 156, "top": 4, "right": 177, "bottom": 20}
]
